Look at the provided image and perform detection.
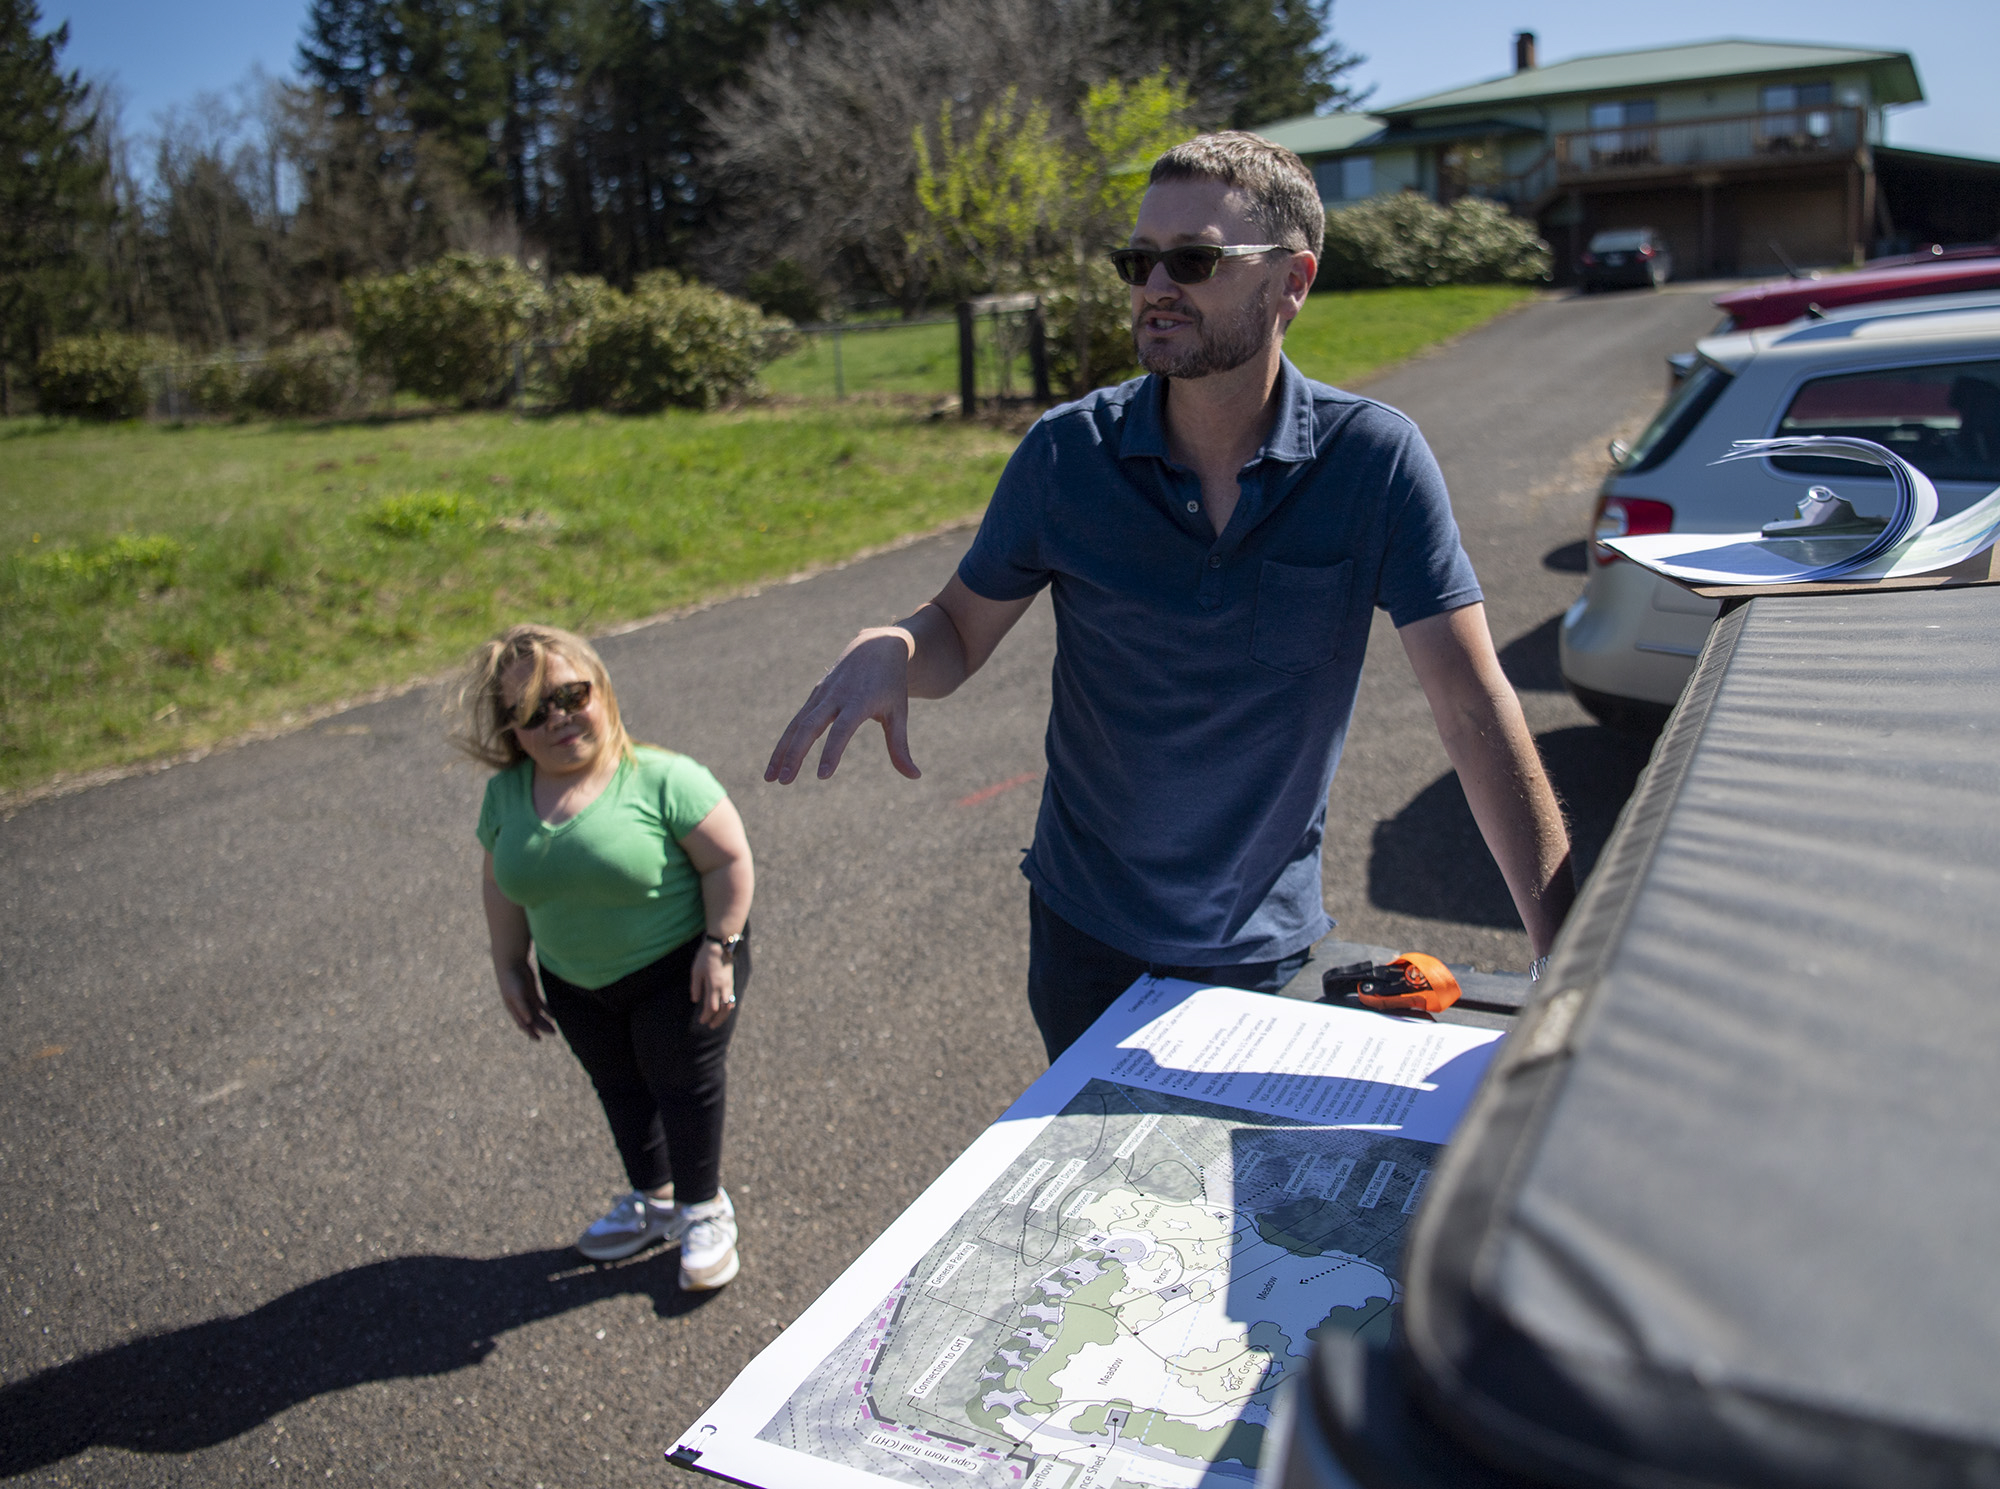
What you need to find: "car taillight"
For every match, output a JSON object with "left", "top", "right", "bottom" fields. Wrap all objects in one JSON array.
[
  {"left": 1639, "top": 244, "right": 1656, "bottom": 258},
  {"left": 1592, "top": 495, "right": 1674, "bottom": 564},
  {"left": 1580, "top": 252, "right": 1597, "bottom": 265}
]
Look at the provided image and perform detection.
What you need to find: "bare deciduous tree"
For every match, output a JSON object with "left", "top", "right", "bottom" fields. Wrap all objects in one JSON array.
[
  {"left": 150, "top": 92, "right": 283, "bottom": 347},
  {"left": 703, "top": 0, "right": 1146, "bottom": 314}
]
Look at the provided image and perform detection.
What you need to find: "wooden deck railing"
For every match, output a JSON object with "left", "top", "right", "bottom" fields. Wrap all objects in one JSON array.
[{"left": 1553, "top": 106, "right": 1866, "bottom": 180}]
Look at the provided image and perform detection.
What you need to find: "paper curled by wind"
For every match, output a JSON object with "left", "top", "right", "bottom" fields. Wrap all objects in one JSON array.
[{"left": 1600, "top": 436, "right": 2000, "bottom": 586}]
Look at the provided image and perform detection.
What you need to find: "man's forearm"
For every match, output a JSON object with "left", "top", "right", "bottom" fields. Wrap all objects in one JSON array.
[
  {"left": 1438, "top": 689, "right": 1576, "bottom": 956},
  {"left": 897, "top": 602, "right": 975, "bottom": 700},
  {"left": 1400, "top": 605, "right": 1575, "bottom": 958}
]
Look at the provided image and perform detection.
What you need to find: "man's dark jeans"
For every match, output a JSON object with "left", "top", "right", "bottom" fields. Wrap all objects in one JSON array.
[{"left": 1026, "top": 891, "right": 1311, "bottom": 1061}]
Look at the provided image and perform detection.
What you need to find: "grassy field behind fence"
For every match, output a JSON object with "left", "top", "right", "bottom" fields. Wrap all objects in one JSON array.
[
  {"left": 763, "top": 319, "right": 960, "bottom": 399},
  {"left": 0, "top": 284, "right": 1535, "bottom": 797},
  {"left": 762, "top": 284, "right": 1536, "bottom": 399}
]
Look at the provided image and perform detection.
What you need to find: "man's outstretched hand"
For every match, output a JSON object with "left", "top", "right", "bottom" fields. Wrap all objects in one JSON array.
[
  {"left": 765, "top": 581, "right": 1033, "bottom": 786},
  {"left": 765, "top": 629, "right": 921, "bottom": 784}
]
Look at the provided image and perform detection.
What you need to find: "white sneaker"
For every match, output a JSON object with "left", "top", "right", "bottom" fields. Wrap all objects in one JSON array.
[
  {"left": 677, "top": 1189, "right": 740, "bottom": 1290},
  {"left": 576, "top": 1191, "right": 680, "bottom": 1262}
]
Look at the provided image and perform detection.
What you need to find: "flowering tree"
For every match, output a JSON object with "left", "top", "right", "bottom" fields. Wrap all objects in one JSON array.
[{"left": 911, "top": 70, "right": 1192, "bottom": 386}]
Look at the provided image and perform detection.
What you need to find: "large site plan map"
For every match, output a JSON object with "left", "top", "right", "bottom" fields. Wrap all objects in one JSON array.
[
  {"left": 674, "top": 981, "right": 1501, "bottom": 1489},
  {"left": 761, "top": 1080, "right": 1437, "bottom": 1487}
]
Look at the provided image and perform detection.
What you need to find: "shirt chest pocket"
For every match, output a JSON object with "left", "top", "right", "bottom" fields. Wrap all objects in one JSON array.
[{"left": 1250, "top": 559, "right": 1354, "bottom": 675}]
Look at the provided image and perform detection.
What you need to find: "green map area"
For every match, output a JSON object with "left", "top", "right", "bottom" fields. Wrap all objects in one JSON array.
[{"left": 757, "top": 1079, "right": 1438, "bottom": 1488}]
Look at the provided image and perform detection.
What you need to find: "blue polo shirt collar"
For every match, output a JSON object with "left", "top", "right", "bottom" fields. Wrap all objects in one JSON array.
[{"left": 1117, "top": 356, "right": 1319, "bottom": 468}]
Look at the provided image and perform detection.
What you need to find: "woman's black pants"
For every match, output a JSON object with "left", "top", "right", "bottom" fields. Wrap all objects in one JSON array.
[{"left": 537, "top": 931, "right": 746, "bottom": 1206}]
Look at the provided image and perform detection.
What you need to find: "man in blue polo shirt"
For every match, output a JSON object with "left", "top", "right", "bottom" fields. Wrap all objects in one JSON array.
[{"left": 767, "top": 132, "right": 1574, "bottom": 1058}]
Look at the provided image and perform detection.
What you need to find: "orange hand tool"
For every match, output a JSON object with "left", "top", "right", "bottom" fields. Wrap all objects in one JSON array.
[{"left": 1322, "top": 953, "right": 1463, "bottom": 1014}]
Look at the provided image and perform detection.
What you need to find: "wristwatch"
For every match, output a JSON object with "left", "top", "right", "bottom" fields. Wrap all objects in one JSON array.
[{"left": 704, "top": 931, "right": 745, "bottom": 955}]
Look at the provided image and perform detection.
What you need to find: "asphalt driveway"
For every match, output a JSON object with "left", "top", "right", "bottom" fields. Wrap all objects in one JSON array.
[{"left": 1, "top": 283, "right": 1725, "bottom": 1486}]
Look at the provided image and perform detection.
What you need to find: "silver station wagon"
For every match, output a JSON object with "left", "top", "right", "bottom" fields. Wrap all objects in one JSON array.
[{"left": 1560, "top": 295, "right": 2000, "bottom": 730}]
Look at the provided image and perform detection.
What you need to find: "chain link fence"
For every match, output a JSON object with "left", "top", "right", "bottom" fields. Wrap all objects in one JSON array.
[
  {"left": 765, "top": 297, "right": 1051, "bottom": 412},
  {"left": 121, "top": 299, "right": 1055, "bottom": 420}
]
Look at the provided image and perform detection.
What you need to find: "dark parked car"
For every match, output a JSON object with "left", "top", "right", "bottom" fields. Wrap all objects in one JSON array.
[{"left": 1578, "top": 227, "right": 1672, "bottom": 291}]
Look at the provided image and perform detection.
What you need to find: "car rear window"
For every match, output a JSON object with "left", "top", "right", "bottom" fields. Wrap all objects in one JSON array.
[
  {"left": 1589, "top": 230, "right": 1650, "bottom": 252},
  {"left": 1619, "top": 360, "right": 1731, "bottom": 473},
  {"left": 1772, "top": 359, "right": 2000, "bottom": 482}
]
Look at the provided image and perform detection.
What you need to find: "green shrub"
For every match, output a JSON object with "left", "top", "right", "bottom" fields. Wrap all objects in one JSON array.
[
  {"left": 1320, "top": 194, "right": 1549, "bottom": 289},
  {"left": 1438, "top": 198, "right": 1553, "bottom": 285},
  {"left": 744, "top": 260, "right": 827, "bottom": 325},
  {"left": 346, "top": 254, "right": 544, "bottom": 407},
  {"left": 243, "top": 332, "right": 361, "bottom": 417},
  {"left": 1041, "top": 259, "right": 1140, "bottom": 396},
  {"left": 35, "top": 333, "right": 161, "bottom": 420},
  {"left": 558, "top": 272, "right": 792, "bottom": 413},
  {"left": 177, "top": 356, "right": 248, "bottom": 417},
  {"left": 25, "top": 533, "right": 185, "bottom": 593},
  {"left": 542, "top": 274, "right": 620, "bottom": 342},
  {"left": 359, "top": 489, "right": 489, "bottom": 538}
]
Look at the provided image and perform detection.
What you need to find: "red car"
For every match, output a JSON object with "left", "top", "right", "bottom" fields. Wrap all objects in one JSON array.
[{"left": 1713, "top": 249, "right": 2000, "bottom": 331}]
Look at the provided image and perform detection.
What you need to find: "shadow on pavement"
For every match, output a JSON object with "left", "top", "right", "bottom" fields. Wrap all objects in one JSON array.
[
  {"left": 1368, "top": 725, "right": 1657, "bottom": 929},
  {"left": 1496, "top": 614, "right": 1566, "bottom": 693},
  {"left": 1542, "top": 540, "right": 1588, "bottom": 573},
  {"left": 0, "top": 1246, "right": 713, "bottom": 1475}
]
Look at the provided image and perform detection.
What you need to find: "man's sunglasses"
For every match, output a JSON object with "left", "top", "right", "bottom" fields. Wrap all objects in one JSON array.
[
  {"left": 1108, "top": 243, "right": 1285, "bottom": 287},
  {"left": 512, "top": 679, "right": 592, "bottom": 731}
]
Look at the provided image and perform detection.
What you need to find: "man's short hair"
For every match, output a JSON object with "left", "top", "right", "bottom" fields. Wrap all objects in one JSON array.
[{"left": 1149, "top": 133, "right": 1325, "bottom": 259}]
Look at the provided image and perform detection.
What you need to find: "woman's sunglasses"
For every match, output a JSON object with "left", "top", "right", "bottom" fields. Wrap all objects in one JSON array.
[
  {"left": 512, "top": 679, "right": 592, "bottom": 731},
  {"left": 1108, "top": 243, "right": 1285, "bottom": 287}
]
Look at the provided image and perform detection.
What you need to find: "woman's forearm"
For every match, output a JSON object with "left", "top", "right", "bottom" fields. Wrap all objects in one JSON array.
[{"left": 483, "top": 853, "right": 553, "bottom": 1039}]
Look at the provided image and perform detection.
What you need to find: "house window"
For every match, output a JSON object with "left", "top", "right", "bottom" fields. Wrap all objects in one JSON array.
[
  {"left": 1314, "top": 155, "right": 1374, "bottom": 202},
  {"left": 1587, "top": 99, "right": 1656, "bottom": 166},
  {"left": 1588, "top": 99, "right": 1656, "bottom": 129},
  {"left": 1773, "top": 360, "right": 2000, "bottom": 484},
  {"left": 1762, "top": 81, "right": 1834, "bottom": 140}
]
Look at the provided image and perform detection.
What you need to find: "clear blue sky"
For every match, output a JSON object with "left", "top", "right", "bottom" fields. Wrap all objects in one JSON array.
[{"left": 45, "top": 0, "right": 2000, "bottom": 161}]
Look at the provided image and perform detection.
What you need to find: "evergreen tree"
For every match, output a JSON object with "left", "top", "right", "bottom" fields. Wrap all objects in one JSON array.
[
  {"left": 0, "top": 0, "right": 108, "bottom": 399},
  {"left": 553, "top": 0, "right": 781, "bottom": 281},
  {"left": 298, "top": 0, "right": 395, "bottom": 119},
  {"left": 1114, "top": 0, "right": 1369, "bottom": 129},
  {"left": 300, "top": 0, "right": 516, "bottom": 203}
]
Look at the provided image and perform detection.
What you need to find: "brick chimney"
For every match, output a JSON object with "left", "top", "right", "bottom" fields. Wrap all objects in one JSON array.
[{"left": 1514, "top": 31, "right": 1538, "bottom": 72}]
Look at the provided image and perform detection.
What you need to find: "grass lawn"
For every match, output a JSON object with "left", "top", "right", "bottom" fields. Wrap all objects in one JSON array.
[
  {"left": 0, "top": 283, "right": 1536, "bottom": 797},
  {"left": 1286, "top": 284, "right": 1537, "bottom": 387},
  {"left": 0, "top": 406, "right": 1018, "bottom": 795}
]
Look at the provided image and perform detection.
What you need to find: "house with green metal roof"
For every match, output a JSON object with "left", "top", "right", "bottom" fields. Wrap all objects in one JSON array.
[{"left": 1258, "top": 35, "right": 2000, "bottom": 282}]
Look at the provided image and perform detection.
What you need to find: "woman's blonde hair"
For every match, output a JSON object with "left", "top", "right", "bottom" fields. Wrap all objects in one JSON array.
[{"left": 450, "top": 623, "right": 635, "bottom": 771}]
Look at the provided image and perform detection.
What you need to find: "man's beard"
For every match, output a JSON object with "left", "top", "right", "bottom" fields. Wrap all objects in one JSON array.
[{"left": 1132, "top": 276, "right": 1276, "bottom": 379}]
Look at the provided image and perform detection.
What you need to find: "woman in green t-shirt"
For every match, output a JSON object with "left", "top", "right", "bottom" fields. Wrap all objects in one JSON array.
[{"left": 456, "top": 623, "right": 752, "bottom": 1290}]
